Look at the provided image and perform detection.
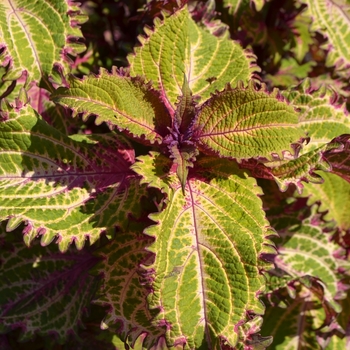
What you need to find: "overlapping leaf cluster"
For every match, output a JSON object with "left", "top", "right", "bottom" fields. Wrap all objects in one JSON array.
[{"left": 1, "top": 0, "right": 350, "bottom": 349}]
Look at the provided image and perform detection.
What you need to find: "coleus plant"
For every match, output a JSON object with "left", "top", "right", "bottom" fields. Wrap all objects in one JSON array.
[{"left": 0, "top": 0, "right": 350, "bottom": 349}]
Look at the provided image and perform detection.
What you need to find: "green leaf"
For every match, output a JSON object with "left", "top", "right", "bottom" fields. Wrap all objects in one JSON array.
[
  {"left": 332, "top": 288, "right": 350, "bottom": 348},
  {"left": 253, "top": 0, "right": 266, "bottom": 11},
  {"left": 261, "top": 188, "right": 345, "bottom": 348},
  {"left": 262, "top": 288, "right": 325, "bottom": 350},
  {"left": 132, "top": 153, "right": 272, "bottom": 349},
  {"left": 292, "top": 11, "right": 314, "bottom": 63},
  {"left": 275, "top": 220, "right": 341, "bottom": 301},
  {"left": 310, "top": 73, "right": 350, "bottom": 98},
  {"left": 0, "top": 228, "right": 100, "bottom": 343},
  {"left": 222, "top": 0, "right": 250, "bottom": 15},
  {"left": 0, "top": 104, "right": 143, "bottom": 251},
  {"left": 92, "top": 226, "right": 164, "bottom": 349},
  {"left": 265, "top": 58, "right": 314, "bottom": 89},
  {"left": 195, "top": 83, "right": 303, "bottom": 160},
  {"left": 326, "top": 336, "right": 348, "bottom": 350},
  {"left": 0, "top": 0, "right": 86, "bottom": 84},
  {"left": 244, "top": 80, "right": 350, "bottom": 190},
  {"left": 174, "top": 74, "right": 196, "bottom": 133},
  {"left": 300, "top": 0, "right": 350, "bottom": 76},
  {"left": 128, "top": 6, "right": 257, "bottom": 110},
  {"left": 254, "top": 143, "right": 335, "bottom": 192},
  {"left": 169, "top": 144, "right": 197, "bottom": 195},
  {"left": 300, "top": 171, "right": 350, "bottom": 230},
  {"left": 282, "top": 79, "right": 350, "bottom": 154},
  {"left": 52, "top": 69, "right": 171, "bottom": 144}
]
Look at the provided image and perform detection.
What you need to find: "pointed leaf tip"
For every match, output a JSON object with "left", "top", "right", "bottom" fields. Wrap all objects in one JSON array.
[
  {"left": 137, "top": 154, "right": 270, "bottom": 348},
  {"left": 195, "top": 83, "right": 304, "bottom": 160},
  {"left": 52, "top": 71, "right": 171, "bottom": 144},
  {"left": 128, "top": 5, "right": 258, "bottom": 110},
  {"left": 169, "top": 144, "right": 198, "bottom": 195}
]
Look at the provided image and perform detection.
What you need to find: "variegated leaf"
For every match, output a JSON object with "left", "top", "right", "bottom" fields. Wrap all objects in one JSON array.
[
  {"left": 92, "top": 226, "right": 164, "bottom": 349},
  {"left": 262, "top": 287, "right": 327, "bottom": 350},
  {"left": 52, "top": 69, "right": 171, "bottom": 144},
  {"left": 300, "top": 171, "right": 350, "bottom": 230},
  {"left": 300, "top": 0, "right": 350, "bottom": 77},
  {"left": 0, "top": 226, "right": 100, "bottom": 343},
  {"left": 0, "top": 103, "right": 143, "bottom": 251},
  {"left": 274, "top": 219, "right": 341, "bottom": 302},
  {"left": 195, "top": 83, "right": 303, "bottom": 160},
  {"left": 331, "top": 289, "right": 350, "bottom": 349},
  {"left": 326, "top": 336, "right": 349, "bottom": 350},
  {"left": 242, "top": 142, "right": 336, "bottom": 193},
  {"left": 132, "top": 153, "right": 273, "bottom": 349},
  {"left": 265, "top": 58, "right": 314, "bottom": 89},
  {"left": 0, "top": 0, "right": 86, "bottom": 86},
  {"left": 292, "top": 11, "right": 314, "bottom": 63},
  {"left": 28, "top": 84, "right": 82, "bottom": 135},
  {"left": 262, "top": 222, "right": 343, "bottom": 349},
  {"left": 323, "top": 134, "right": 350, "bottom": 183},
  {"left": 283, "top": 79, "right": 350, "bottom": 154},
  {"left": 128, "top": 5, "right": 258, "bottom": 112}
]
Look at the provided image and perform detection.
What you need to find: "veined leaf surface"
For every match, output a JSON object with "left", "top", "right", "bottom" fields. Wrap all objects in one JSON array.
[
  {"left": 132, "top": 153, "right": 272, "bottom": 349},
  {"left": 262, "top": 209, "right": 344, "bottom": 349},
  {"left": 301, "top": 0, "right": 350, "bottom": 76},
  {"left": 52, "top": 69, "right": 171, "bottom": 144},
  {"left": 254, "top": 80, "right": 350, "bottom": 191},
  {"left": 300, "top": 171, "right": 350, "bottom": 230},
  {"left": 0, "top": 104, "right": 142, "bottom": 251},
  {"left": 0, "top": 0, "right": 86, "bottom": 84},
  {"left": 93, "top": 226, "right": 164, "bottom": 348},
  {"left": 0, "top": 228, "right": 100, "bottom": 343},
  {"left": 128, "top": 6, "right": 257, "bottom": 112},
  {"left": 244, "top": 143, "right": 335, "bottom": 193},
  {"left": 275, "top": 221, "right": 340, "bottom": 301},
  {"left": 283, "top": 79, "right": 350, "bottom": 154},
  {"left": 195, "top": 83, "right": 303, "bottom": 160}
]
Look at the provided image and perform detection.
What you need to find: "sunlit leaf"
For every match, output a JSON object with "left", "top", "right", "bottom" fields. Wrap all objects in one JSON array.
[
  {"left": 132, "top": 153, "right": 272, "bottom": 349},
  {"left": 301, "top": 172, "right": 350, "bottom": 230},
  {"left": 0, "top": 103, "right": 143, "bottom": 251},
  {"left": 0, "top": 0, "right": 86, "bottom": 86},
  {"left": 195, "top": 83, "right": 303, "bottom": 160},
  {"left": 52, "top": 69, "right": 171, "bottom": 144},
  {"left": 300, "top": 0, "right": 350, "bottom": 77},
  {"left": 128, "top": 5, "right": 258, "bottom": 111},
  {"left": 283, "top": 79, "right": 350, "bottom": 154}
]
